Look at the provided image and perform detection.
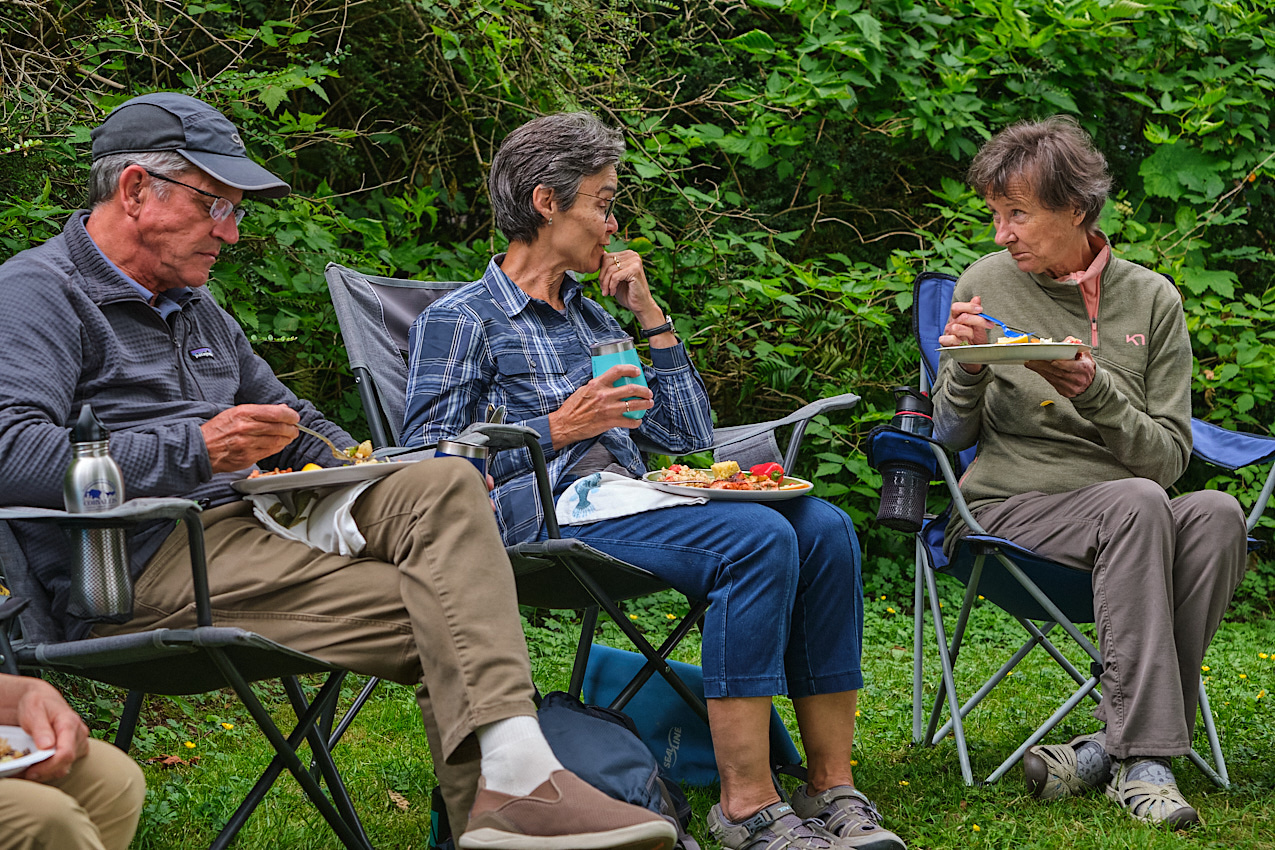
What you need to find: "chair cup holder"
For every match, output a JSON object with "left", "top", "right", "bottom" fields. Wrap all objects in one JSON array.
[{"left": 877, "top": 461, "right": 931, "bottom": 533}]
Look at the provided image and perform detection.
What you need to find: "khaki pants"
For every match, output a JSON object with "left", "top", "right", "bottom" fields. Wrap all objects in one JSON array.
[
  {"left": 96, "top": 458, "right": 536, "bottom": 833},
  {"left": 0, "top": 738, "right": 146, "bottom": 850},
  {"left": 974, "top": 480, "right": 1247, "bottom": 759}
]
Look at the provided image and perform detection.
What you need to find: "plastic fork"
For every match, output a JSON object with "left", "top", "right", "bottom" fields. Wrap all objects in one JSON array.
[
  {"left": 980, "top": 313, "right": 1041, "bottom": 341},
  {"left": 296, "top": 423, "right": 354, "bottom": 464}
]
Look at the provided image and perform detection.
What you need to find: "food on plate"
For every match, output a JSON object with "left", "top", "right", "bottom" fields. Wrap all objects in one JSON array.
[
  {"left": 343, "top": 440, "right": 379, "bottom": 463},
  {"left": 247, "top": 467, "right": 294, "bottom": 478},
  {"left": 995, "top": 335, "right": 1054, "bottom": 345},
  {"left": 653, "top": 461, "right": 799, "bottom": 491},
  {"left": 0, "top": 737, "right": 31, "bottom": 764},
  {"left": 710, "top": 460, "right": 740, "bottom": 479},
  {"left": 301, "top": 463, "right": 323, "bottom": 472}
]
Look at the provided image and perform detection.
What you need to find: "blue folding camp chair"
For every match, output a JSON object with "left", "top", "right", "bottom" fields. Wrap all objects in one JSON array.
[{"left": 867, "top": 270, "right": 1275, "bottom": 787}]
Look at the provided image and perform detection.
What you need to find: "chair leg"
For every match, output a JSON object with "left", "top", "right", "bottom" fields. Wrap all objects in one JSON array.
[
  {"left": 1187, "top": 679, "right": 1230, "bottom": 788},
  {"left": 568, "top": 606, "right": 600, "bottom": 699},
  {"left": 911, "top": 536, "right": 926, "bottom": 745},
  {"left": 922, "top": 559, "right": 975, "bottom": 785},
  {"left": 115, "top": 690, "right": 145, "bottom": 752},
  {"left": 205, "top": 661, "right": 371, "bottom": 850}
]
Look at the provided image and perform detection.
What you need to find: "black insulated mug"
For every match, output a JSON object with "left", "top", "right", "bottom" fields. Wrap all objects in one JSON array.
[{"left": 876, "top": 387, "right": 934, "bottom": 533}]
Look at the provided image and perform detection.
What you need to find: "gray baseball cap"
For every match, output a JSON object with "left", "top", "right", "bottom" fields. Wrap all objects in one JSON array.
[{"left": 90, "top": 92, "right": 290, "bottom": 198}]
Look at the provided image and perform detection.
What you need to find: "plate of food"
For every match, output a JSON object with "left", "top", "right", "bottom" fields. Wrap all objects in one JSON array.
[
  {"left": 232, "top": 441, "right": 418, "bottom": 495},
  {"left": 643, "top": 461, "right": 813, "bottom": 502},
  {"left": 937, "top": 336, "right": 1090, "bottom": 365},
  {"left": 0, "top": 726, "right": 55, "bottom": 779}
]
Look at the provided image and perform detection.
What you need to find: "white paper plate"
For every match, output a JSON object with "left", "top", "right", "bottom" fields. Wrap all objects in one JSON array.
[
  {"left": 642, "top": 471, "right": 814, "bottom": 501},
  {"left": 232, "top": 459, "right": 417, "bottom": 495},
  {"left": 0, "top": 726, "right": 55, "bottom": 778},
  {"left": 937, "top": 342, "right": 1090, "bottom": 365}
]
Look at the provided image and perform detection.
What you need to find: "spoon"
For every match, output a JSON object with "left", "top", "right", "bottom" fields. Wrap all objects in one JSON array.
[
  {"left": 980, "top": 313, "right": 1041, "bottom": 342},
  {"left": 295, "top": 423, "right": 354, "bottom": 464}
]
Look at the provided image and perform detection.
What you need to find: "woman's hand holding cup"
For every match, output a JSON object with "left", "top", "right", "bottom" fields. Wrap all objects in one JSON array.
[{"left": 547, "top": 364, "right": 653, "bottom": 450}]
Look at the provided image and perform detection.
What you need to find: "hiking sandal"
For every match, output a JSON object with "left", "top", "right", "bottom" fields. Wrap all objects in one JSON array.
[{"left": 1105, "top": 758, "right": 1200, "bottom": 828}]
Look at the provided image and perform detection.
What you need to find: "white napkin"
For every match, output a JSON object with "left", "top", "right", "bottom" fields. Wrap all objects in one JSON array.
[
  {"left": 555, "top": 471, "right": 707, "bottom": 526},
  {"left": 246, "top": 479, "right": 381, "bottom": 557}
]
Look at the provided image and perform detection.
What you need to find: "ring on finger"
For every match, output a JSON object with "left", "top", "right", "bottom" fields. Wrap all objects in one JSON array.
[
  {"left": 613, "top": 256, "right": 622, "bottom": 268},
  {"left": 624, "top": 399, "right": 630, "bottom": 412}
]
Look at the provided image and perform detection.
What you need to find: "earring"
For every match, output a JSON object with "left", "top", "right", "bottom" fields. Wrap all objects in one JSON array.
[{"left": 548, "top": 216, "right": 553, "bottom": 225}]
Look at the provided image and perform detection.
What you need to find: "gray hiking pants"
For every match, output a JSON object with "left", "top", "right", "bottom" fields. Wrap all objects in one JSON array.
[{"left": 973, "top": 479, "right": 1247, "bottom": 759}]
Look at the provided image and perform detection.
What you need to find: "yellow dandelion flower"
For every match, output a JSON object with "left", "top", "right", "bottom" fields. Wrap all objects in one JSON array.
[
  {"left": 221, "top": 722, "right": 234, "bottom": 730},
  {"left": 850, "top": 759, "right": 858, "bottom": 766},
  {"left": 1260, "top": 653, "right": 1269, "bottom": 659},
  {"left": 1257, "top": 690, "right": 1266, "bottom": 700},
  {"left": 899, "top": 780, "right": 909, "bottom": 786},
  {"left": 879, "top": 596, "right": 886, "bottom": 601},
  {"left": 978, "top": 595, "right": 984, "bottom": 600},
  {"left": 1201, "top": 665, "right": 1210, "bottom": 672},
  {"left": 1240, "top": 673, "right": 1248, "bottom": 680},
  {"left": 629, "top": 614, "right": 639, "bottom": 621},
  {"left": 972, "top": 824, "right": 981, "bottom": 832},
  {"left": 855, "top": 710, "right": 861, "bottom": 717},
  {"left": 887, "top": 607, "right": 896, "bottom": 614},
  {"left": 184, "top": 741, "right": 196, "bottom": 749},
  {"left": 666, "top": 613, "right": 676, "bottom": 620}
]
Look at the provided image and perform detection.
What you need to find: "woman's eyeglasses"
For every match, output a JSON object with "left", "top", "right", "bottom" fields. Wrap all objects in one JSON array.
[
  {"left": 145, "top": 170, "right": 246, "bottom": 225},
  {"left": 575, "top": 190, "right": 618, "bottom": 221}
]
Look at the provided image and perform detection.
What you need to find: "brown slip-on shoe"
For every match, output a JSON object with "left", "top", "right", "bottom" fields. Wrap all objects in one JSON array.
[{"left": 457, "top": 769, "right": 677, "bottom": 850}]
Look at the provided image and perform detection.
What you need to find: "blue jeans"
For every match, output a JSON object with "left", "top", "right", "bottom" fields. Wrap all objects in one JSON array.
[{"left": 547, "top": 496, "right": 864, "bottom": 699}]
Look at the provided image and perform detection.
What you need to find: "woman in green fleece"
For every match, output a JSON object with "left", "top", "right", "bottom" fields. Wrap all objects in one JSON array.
[{"left": 933, "top": 115, "right": 1247, "bottom": 828}]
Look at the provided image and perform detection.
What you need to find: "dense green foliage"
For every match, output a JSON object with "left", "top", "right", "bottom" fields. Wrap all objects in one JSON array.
[{"left": 3, "top": 0, "right": 1274, "bottom": 609}]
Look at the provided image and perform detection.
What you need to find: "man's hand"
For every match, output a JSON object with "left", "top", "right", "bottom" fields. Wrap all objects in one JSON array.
[
  {"left": 5, "top": 676, "right": 88, "bottom": 783},
  {"left": 547, "top": 364, "right": 653, "bottom": 449},
  {"left": 201, "top": 404, "right": 300, "bottom": 473},
  {"left": 939, "top": 295, "right": 995, "bottom": 375},
  {"left": 1025, "top": 350, "right": 1097, "bottom": 398}
]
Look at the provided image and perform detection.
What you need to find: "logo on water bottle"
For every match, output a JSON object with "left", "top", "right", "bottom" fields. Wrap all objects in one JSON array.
[{"left": 82, "top": 480, "right": 119, "bottom": 510}]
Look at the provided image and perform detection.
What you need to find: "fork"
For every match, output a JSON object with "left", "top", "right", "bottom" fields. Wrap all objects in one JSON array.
[
  {"left": 980, "top": 313, "right": 1041, "bottom": 341},
  {"left": 295, "top": 423, "right": 354, "bottom": 464}
]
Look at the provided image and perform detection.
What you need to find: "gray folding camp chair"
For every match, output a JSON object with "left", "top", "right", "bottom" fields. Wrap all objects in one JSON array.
[
  {"left": 0, "top": 499, "right": 374, "bottom": 850},
  {"left": 323, "top": 261, "right": 860, "bottom": 721},
  {"left": 867, "top": 270, "right": 1257, "bottom": 788}
]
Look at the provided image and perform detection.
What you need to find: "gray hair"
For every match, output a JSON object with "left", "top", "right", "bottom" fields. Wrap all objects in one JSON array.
[
  {"left": 488, "top": 112, "right": 625, "bottom": 244},
  {"left": 88, "top": 151, "right": 194, "bottom": 207},
  {"left": 967, "top": 115, "right": 1112, "bottom": 231}
]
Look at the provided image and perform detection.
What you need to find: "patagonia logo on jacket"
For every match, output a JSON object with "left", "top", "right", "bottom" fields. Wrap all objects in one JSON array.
[{"left": 189, "top": 347, "right": 214, "bottom": 360}]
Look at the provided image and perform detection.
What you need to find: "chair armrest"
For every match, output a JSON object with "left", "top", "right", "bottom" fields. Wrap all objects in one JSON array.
[
  {"left": 467, "top": 424, "right": 565, "bottom": 539},
  {"left": 712, "top": 392, "right": 861, "bottom": 472},
  {"left": 0, "top": 499, "right": 216, "bottom": 627},
  {"left": 0, "top": 497, "right": 201, "bottom": 527}
]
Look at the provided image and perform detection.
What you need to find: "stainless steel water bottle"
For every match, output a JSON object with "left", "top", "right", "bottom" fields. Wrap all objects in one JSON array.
[{"left": 64, "top": 403, "right": 133, "bottom": 622}]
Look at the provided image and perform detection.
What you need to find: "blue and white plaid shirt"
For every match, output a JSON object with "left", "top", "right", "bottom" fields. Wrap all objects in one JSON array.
[{"left": 402, "top": 255, "right": 714, "bottom": 544}]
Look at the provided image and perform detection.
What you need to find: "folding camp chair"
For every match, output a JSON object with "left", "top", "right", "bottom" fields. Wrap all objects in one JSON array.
[
  {"left": 868, "top": 269, "right": 1269, "bottom": 788},
  {"left": 323, "top": 261, "right": 860, "bottom": 724},
  {"left": 0, "top": 499, "right": 374, "bottom": 850}
]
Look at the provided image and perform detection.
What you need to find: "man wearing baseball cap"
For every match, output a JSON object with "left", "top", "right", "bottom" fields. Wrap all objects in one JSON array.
[{"left": 0, "top": 92, "right": 675, "bottom": 849}]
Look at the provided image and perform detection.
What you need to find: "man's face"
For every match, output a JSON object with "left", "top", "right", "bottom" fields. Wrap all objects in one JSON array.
[{"left": 132, "top": 168, "right": 243, "bottom": 293}]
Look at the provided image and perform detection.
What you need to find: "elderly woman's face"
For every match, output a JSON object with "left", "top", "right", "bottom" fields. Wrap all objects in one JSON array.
[
  {"left": 549, "top": 166, "right": 619, "bottom": 273},
  {"left": 986, "top": 178, "right": 1089, "bottom": 278}
]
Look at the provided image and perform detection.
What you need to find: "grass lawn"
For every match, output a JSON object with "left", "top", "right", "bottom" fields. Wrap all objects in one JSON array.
[{"left": 69, "top": 586, "right": 1275, "bottom": 850}]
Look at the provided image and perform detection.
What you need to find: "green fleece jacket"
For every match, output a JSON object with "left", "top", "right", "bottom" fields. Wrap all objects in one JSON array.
[{"left": 931, "top": 248, "right": 1193, "bottom": 548}]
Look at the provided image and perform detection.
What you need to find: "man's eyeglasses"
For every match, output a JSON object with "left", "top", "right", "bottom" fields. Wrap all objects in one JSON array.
[
  {"left": 144, "top": 170, "right": 246, "bottom": 225},
  {"left": 575, "top": 190, "right": 618, "bottom": 221}
]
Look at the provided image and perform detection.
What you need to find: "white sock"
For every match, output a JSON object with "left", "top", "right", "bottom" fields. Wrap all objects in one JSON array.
[{"left": 475, "top": 715, "right": 564, "bottom": 796}]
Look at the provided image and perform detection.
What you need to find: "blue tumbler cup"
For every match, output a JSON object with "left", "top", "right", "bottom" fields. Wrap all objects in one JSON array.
[
  {"left": 590, "top": 337, "right": 648, "bottom": 419},
  {"left": 434, "top": 439, "right": 489, "bottom": 478}
]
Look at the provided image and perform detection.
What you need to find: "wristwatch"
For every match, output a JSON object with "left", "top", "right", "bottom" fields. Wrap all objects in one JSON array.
[{"left": 639, "top": 315, "right": 675, "bottom": 339}]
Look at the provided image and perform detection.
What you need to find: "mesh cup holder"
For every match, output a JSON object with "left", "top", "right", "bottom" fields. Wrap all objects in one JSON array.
[{"left": 877, "top": 461, "right": 931, "bottom": 533}]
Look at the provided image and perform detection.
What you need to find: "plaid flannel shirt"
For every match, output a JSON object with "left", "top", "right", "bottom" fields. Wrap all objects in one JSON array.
[{"left": 402, "top": 255, "right": 713, "bottom": 544}]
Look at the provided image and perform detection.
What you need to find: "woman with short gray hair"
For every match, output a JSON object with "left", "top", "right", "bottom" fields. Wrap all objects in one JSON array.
[
  {"left": 404, "top": 112, "right": 907, "bottom": 850},
  {"left": 933, "top": 116, "right": 1245, "bottom": 828}
]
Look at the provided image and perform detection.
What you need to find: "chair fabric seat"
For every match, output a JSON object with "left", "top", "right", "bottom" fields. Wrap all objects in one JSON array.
[{"left": 22, "top": 627, "right": 339, "bottom": 695}]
